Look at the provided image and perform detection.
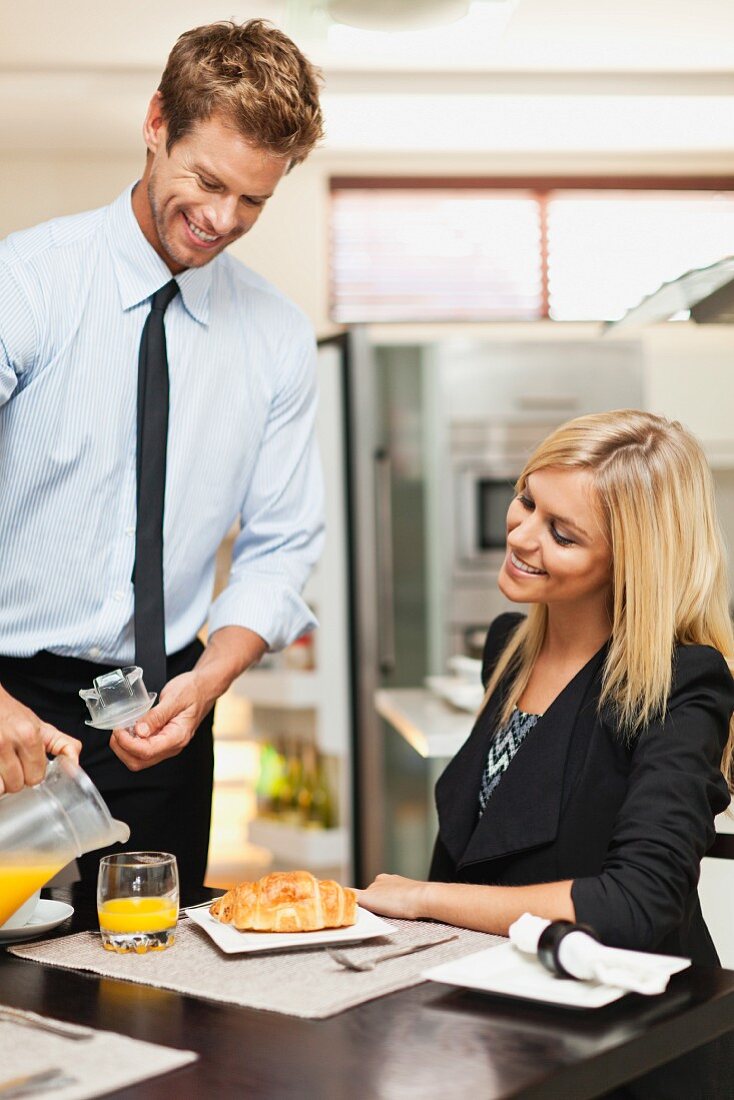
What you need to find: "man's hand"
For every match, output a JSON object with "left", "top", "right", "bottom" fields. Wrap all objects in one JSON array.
[
  {"left": 0, "top": 688, "right": 82, "bottom": 795},
  {"left": 109, "top": 670, "right": 210, "bottom": 771},
  {"left": 109, "top": 625, "right": 268, "bottom": 772}
]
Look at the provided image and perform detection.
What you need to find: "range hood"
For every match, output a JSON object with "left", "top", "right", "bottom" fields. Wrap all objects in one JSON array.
[{"left": 607, "top": 255, "right": 734, "bottom": 331}]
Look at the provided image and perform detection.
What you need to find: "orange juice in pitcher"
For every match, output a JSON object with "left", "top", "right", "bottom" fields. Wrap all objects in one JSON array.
[
  {"left": 0, "top": 757, "right": 129, "bottom": 928},
  {"left": 0, "top": 858, "right": 63, "bottom": 926}
]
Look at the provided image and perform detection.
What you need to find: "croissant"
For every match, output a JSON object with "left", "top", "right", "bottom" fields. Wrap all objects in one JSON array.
[{"left": 209, "top": 870, "right": 357, "bottom": 932}]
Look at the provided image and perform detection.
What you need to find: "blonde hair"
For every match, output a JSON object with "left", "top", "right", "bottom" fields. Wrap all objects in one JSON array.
[
  {"left": 157, "top": 20, "right": 323, "bottom": 166},
  {"left": 485, "top": 409, "right": 734, "bottom": 790}
]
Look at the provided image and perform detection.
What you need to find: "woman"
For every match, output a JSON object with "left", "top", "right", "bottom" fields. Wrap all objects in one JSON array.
[
  {"left": 359, "top": 409, "right": 734, "bottom": 960},
  {"left": 359, "top": 410, "right": 734, "bottom": 1098}
]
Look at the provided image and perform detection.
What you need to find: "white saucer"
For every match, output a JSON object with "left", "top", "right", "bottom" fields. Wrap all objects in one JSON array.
[
  {"left": 84, "top": 693, "right": 156, "bottom": 730},
  {"left": 0, "top": 900, "right": 74, "bottom": 944}
]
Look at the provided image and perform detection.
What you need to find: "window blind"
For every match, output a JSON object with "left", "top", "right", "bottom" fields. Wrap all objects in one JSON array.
[
  {"left": 330, "top": 183, "right": 734, "bottom": 323},
  {"left": 330, "top": 188, "right": 543, "bottom": 322}
]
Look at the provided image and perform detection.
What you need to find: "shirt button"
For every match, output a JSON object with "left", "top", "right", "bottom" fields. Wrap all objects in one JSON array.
[
  {"left": 113, "top": 590, "right": 124, "bottom": 602},
  {"left": 89, "top": 647, "right": 101, "bottom": 659},
  {"left": 125, "top": 526, "right": 135, "bottom": 536}
]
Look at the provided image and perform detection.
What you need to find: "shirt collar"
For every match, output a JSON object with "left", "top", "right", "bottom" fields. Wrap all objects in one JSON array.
[{"left": 105, "top": 183, "right": 212, "bottom": 325}]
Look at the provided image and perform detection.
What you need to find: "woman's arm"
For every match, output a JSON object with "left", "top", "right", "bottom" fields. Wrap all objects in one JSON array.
[
  {"left": 571, "top": 645, "right": 733, "bottom": 949},
  {"left": 356, "top": 875, "right": 574, "bottom": 935},
  {"left": 359, "top": 647, "right": 733, "bottom": 944}
]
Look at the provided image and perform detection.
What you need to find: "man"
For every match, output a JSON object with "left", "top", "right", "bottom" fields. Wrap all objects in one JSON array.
[{"left": 0, "top": 20, "right": 325, "bottom": 891}]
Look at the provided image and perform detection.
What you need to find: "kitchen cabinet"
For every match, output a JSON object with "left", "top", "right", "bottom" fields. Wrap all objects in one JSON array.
[
  {"left": 642, "top": 324, "right": 734, "bottom": 466},
  {"left": 437, "top": 336, "right": 644, "bottom": 423}
]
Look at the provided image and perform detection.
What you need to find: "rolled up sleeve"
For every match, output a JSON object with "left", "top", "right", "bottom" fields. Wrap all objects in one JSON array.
[
  {"left": 0, "top": 249, "right": 38, "bottom": 405},
  {"left": 571, "top": 645, "right": 733, "bottom": 950},
  {"left": 207, "top": 320, "right": 325, "bottom": 650}
]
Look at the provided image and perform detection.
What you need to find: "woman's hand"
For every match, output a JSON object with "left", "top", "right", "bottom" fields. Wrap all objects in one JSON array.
[{"left": 355, "top": 873, "right": 432, "bottom": 920}]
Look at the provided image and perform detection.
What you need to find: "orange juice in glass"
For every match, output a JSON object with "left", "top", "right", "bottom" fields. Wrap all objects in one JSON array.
[{"left": 97, "top": 852, "right": 178, "bottom": 953}]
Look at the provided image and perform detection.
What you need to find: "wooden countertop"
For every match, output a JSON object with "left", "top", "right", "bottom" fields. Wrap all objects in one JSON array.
[{"left": 1, "top": 884, "right": 733, "bottom": 1099}]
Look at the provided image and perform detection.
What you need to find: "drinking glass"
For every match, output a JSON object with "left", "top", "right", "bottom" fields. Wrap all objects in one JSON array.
[{"left": 97, "top": 852, "right": 179, "bottom": 953}]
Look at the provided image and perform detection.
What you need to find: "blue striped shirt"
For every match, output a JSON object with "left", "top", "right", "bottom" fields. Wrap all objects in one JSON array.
[{"left": 0, "top": 184, "right": 323, "bottom": 663}]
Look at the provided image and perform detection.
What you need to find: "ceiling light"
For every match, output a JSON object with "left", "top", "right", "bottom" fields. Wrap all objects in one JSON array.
[{"left": 326, "top": 0, "right": 471, "bottom": 32}]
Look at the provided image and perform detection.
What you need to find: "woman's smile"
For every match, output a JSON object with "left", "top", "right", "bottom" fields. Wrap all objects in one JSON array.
[{"left": 508, "top": 550, "right": 547, "bottom": 577}]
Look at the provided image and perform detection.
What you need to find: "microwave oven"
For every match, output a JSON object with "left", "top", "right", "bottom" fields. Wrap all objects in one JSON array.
[{"left": 450, "top": 420, "right": 557, "bottom": 581}]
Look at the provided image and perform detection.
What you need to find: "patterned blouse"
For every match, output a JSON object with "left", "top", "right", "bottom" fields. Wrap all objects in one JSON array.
[{"left": 478, "top": 706, "right": 540, "bottom": 816}]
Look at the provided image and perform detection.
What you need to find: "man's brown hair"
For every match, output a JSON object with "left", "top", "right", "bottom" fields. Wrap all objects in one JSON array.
[{"left": 157, "top": 20, "right": 323, "bottom": 166}]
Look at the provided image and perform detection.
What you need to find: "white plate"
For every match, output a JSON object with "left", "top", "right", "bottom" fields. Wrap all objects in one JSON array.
[
  {"left": 425, "top": 676, "right": 484, "bottom": 713},
  {"left": 446, "top": 656, "right": 482, "bottom": 680},
  {"left": 0, "top": 900, "right": 74, "bottom": 944},
  {"left": 423, "top": 942, "right": 690, "bottom": 1009},
  {"left": 185, "top": 902, "right": 395, "bottom": 955}
]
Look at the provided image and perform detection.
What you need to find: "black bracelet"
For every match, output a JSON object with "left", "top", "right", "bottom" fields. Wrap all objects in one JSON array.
[{"left": 537, "top": 920, "right": 601, "bottom": 979}]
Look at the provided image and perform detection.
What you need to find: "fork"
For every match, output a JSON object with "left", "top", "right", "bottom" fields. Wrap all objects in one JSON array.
[
  {"left": 181, "top": 896, "right": 224, "bottom": 917},
  {"left": 327, "top": 933, "right": 459, "bottom": 971},
  {"left": 0, "top": 1006, "right": 93, "bottom": 1040},
  {"left": 0, "top": 1067, "right": 76, "bottom": 1097},
  {"left": 181, "top": 893, "right": 222, "bottom": 910}
]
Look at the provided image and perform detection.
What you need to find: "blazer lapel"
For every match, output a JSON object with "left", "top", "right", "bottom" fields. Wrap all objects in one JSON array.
[
  {"left": 435, "top": 686, "right": 505, "bottom": 865},
  {"left": 437, "top": 645, "right": 606, "bottom": 871}
]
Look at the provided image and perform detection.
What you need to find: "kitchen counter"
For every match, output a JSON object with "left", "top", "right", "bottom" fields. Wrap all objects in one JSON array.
[
  {"left": 375, "top": 687, "right": 474, "bottom": 758},
  {"left": 1, "top": 884, "right": 734, "bottom": 1099}
]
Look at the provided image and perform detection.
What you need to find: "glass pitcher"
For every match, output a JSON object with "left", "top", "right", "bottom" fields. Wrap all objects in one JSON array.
[{"left": 0, "top": 757, "right": 130, "bottom": 926}]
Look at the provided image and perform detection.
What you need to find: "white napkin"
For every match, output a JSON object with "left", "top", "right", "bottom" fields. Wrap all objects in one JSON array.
[{"left": 508, "top": 913, "right": 690, "bottom": 996}]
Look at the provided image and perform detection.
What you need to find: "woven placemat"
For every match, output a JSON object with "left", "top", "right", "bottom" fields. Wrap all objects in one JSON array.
[
  {"left": 10, "top": 918, "right": 504, "bottom": 1019},
  {"left": 0, "top": 1016, "right": 196, "bottom": 1099}
]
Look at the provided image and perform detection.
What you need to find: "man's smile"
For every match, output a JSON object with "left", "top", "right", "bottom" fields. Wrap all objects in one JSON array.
[{"left": 183, "top": 212, "right": 221, "bottom": 244}]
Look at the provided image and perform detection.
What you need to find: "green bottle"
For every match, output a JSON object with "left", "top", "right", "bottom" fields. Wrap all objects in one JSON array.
[
  {"left": 307, "top": 752, "right": 336, "bottom": 830},
  {"left": 256, "top": 741, "right": 283, "bottom": 818}
]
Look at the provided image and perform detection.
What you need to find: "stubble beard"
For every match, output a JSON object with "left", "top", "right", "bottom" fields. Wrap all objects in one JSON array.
[{"left": 147, "top": 175, "right": 196, "bottom": 272}]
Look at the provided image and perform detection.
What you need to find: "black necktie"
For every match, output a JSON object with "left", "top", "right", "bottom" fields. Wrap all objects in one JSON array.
[{"left": 134, "top": 279, "right": 180, "bottom": 695}]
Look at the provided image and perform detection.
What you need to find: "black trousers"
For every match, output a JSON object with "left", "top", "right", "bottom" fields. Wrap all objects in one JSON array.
[{"left": 0, "top": 641, "right": 214, "bottom": 896}]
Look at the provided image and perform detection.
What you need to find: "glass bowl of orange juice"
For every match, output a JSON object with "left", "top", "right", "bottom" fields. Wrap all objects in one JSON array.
[{"left": 97, "top": 852, "right": 178, "bottom": 953}]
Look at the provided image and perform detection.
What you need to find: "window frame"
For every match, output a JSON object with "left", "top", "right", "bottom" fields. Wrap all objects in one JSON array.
[{"left": 329, "top": 175, "right": 734, "bottom": 323}]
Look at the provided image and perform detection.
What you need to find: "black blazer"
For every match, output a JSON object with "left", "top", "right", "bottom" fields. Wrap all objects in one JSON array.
[{"left": 431, "top": 613, "right": 734, "bottom": 964}]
